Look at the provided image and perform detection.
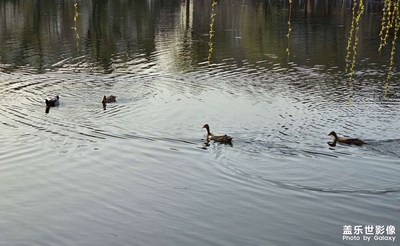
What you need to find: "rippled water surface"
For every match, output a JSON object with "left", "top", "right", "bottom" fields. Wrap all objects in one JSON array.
[{"left": 1, "top": 0, "right": 399, "bottom": 245}]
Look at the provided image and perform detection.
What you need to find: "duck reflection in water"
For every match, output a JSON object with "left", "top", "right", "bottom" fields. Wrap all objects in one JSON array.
[
  {"left": 328, "top": 131, "right": 366, "bottom": 146},
  {"left": 102, "top": 95, "right": 116, "bottom": 110},
  {"left": 202, "top": 124, "right": 233, "bottom": 146},
  {"left": 45, "top": 95, "right": 59, "bottom": 114}
]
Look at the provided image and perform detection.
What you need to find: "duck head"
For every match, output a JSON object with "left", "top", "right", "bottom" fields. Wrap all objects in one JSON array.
[
  {"left": 202, "top": 124, "right": 211, "bottom": 135},
  {"left": 328, "top": 131, "right": 338, "bottom": 139},
  {"left": 102, "top": 95, "right": 107, "bottom": 103}
]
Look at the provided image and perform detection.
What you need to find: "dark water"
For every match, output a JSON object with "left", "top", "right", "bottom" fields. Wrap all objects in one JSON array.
[{"left": 0, "top": 0, "right": 399, "bottom": 245}]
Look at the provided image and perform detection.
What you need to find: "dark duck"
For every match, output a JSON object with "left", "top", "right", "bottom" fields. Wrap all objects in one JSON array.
[
  {"left": 202, "top": 124, "right": 233, "bottom": 144},
  {"left": 45, "top": 95, "right": 59, "bottom": 113},
  {"left": 102, "top": 95, "right": 116, "bottom": 110},
  {"left": 102, "top": 95, "right": 116, "bottom": 103},
  {"left": 45, "top": 95, "right": 59, "bottom": 107},
  {"left": 328, "top": 131, "right": 365, "bottom": 146}
]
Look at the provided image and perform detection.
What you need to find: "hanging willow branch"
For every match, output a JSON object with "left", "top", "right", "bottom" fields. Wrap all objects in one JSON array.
[
  {"left": 345, "top": 0, "right": 364, "bottom": 81},
  {"left": 345, "top": 0, "right": 399, "bottom": 83},
  {"left": 380, "top": 0, "right": 400, "bottom": 81}
]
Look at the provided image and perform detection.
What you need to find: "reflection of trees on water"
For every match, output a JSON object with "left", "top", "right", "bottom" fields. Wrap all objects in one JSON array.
[
  {"left": 0, "top": 0, "right": 160, "bottom": 72},
  {"left": 0, "top": 0, "right": 394, "bottom": 74}
]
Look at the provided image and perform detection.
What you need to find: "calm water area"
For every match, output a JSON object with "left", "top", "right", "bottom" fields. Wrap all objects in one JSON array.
[{"left": 0, "top": 0, "right": 399, "bottom": 245}]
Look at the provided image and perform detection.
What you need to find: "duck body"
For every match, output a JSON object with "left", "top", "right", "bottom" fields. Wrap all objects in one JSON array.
[
  {"left": 203, "top": 124, "right": 233, "bottom": 144},
  {"left": 328, "top": 131, "right": 365, "bottom": 146},
  {"left": 102, "top": 95, "right": 116, "bottom": 103},
  {"left": 45, "top": 95, "right": 59, "bottom": 107}
]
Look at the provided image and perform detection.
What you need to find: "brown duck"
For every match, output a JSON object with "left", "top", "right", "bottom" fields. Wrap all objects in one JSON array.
[
  {"left": 328, "top": 131, "right": 365, "bottom": 146},
  {"left": 102, "top": 95, "right": 116, "bottom": 103},
  {"left": 203, "top": 124, "right": 233, "bottom": 144}
]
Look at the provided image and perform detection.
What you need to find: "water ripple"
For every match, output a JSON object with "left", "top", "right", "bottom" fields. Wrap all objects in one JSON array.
[{"left": 1, "top": 62, "right": 399, "bottom": 198}]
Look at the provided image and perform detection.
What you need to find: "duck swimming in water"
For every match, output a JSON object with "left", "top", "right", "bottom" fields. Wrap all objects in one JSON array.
[
  {"left": 328, "top": 131, "right": 365, "bottom": 146},
  {"left": 102, "top": 95, "right": 116, "bottom": 103},
  {"left": 45, "top": 95, "right": 59, "bottom": 107},
  {"left": 203, "top": 124, "right": 233, "bottom": 144}
]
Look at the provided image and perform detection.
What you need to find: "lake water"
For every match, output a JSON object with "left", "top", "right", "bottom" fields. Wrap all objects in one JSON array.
[{"left": 0, "top": 0, "right": 399, "bottom": 245}]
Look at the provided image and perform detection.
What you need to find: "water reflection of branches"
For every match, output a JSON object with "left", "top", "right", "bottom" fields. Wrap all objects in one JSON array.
[
  {"left": 208, "top": 0, "right": 218, "bottom": 65},
  {"left": 286, "top": 0, "right": 293, "bottom": 60},
  {"left": 73, "top": 0, "right": 80, "bottom": 51}
]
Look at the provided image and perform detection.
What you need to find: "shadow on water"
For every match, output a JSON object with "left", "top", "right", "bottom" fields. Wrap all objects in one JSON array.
[
  {"left": 45, "top": 106, "right": 50, "bottom": 114},
  {"left": 200, "top": 140, "right": 233, "bottom": 150}
]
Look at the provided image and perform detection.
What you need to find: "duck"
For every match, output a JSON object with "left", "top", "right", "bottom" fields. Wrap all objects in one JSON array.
[
  {"left": 202, "top": 124, "right": 233, "bottom": 144},
  {"left": 328, "top": 131, "right": 365, "bottom": 146},
  {"left": 45, "top": 95, "right": 59, "bottom": 107},
  {"left": 102, "top": 95, "right": 116, "bottom": 103}
]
